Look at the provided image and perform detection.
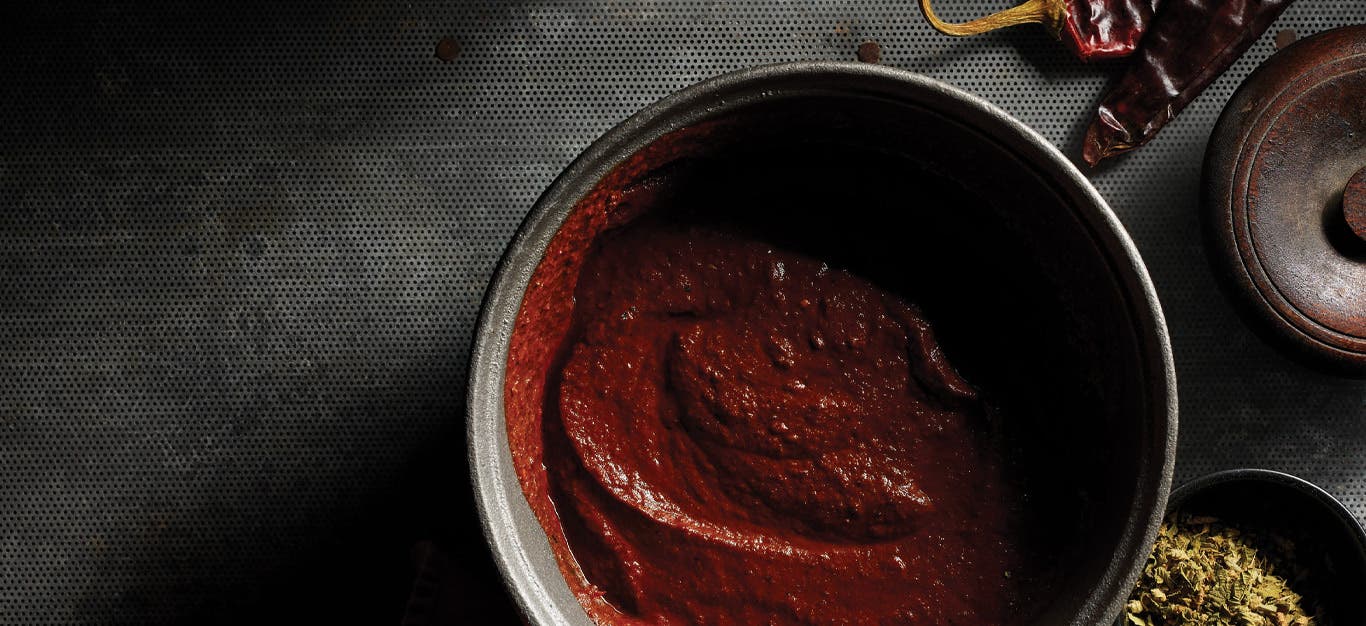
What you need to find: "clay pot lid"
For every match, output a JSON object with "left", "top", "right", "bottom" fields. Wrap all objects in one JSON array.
[{"left": 1204, "top": 25, "right": 1366, "bottom": 375}]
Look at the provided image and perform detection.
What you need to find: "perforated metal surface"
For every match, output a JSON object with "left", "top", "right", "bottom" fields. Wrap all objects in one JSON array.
[{"left": 1, "top": 1, "right": 1363, "bottom": 624}]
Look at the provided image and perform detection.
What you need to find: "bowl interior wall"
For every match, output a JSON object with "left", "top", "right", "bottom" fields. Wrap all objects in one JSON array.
[{"left": 504, "top": 92, "right": 1155, "bottom": 624}]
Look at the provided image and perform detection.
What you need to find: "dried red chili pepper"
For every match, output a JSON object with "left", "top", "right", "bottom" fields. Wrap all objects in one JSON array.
[
  {"left": 918, "top": 0, "right": 1161, "bottom": 61},
  {"left": 1083, "top": 0, "right": 1295, "bottom": 165}
]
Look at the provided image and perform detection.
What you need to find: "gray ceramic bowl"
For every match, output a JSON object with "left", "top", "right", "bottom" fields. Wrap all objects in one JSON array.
[{"left": 468, "top": 62, "right": 1178, "bottom": 625}]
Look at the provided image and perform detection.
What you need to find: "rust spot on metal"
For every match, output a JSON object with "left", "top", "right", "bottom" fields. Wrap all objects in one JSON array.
[
  {"left": 436, "top": 37, "right": 462, "bottom": 63},
  {"left": 1274, "top": 29, "right": 1297, "bottom": 50},
  {"left": 857, "top": 41, "right": 882, "bottom": 64}
]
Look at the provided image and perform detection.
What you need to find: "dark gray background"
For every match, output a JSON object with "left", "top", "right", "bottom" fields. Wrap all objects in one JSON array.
[{"left": 2, "top": 1, "right": 1363, "bottom": 624}]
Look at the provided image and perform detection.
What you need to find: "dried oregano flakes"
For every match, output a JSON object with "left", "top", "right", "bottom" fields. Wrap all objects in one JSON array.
[{"left": 1124, "top": 513, "right": 1315, "bottom": 626}]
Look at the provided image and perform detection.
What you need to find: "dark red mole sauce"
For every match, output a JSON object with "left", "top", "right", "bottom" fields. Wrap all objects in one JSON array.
[
  {"left": 505, "top": 122, "right": 1039, "bottom": 625},
  {"left": 510, "top": 222, "right": 1028, "bottom": 624}
]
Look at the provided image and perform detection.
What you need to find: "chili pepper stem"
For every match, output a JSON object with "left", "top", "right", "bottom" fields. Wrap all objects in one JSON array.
[{"left": 918, "top": 0, "right": 1068, "bottom": 39}]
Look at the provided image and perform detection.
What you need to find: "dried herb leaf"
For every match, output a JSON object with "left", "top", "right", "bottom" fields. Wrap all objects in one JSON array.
[{"left": 1122, "top": 514, "right": 1316, "bottom": 626}]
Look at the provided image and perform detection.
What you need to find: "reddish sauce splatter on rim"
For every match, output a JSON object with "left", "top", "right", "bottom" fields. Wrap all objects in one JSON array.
[{"left": 517, "top": 214, "right": 1025, "bottom": 624}]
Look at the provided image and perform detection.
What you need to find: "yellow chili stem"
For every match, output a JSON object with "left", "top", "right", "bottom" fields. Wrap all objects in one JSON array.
[{"left": 918, "top": 0, "right": 1069, "bottom": 38}]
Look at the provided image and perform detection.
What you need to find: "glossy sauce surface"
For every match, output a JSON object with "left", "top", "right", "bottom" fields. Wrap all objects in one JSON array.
[{"left": 538, "top": 217, "right": 1024, "bottom": 624}]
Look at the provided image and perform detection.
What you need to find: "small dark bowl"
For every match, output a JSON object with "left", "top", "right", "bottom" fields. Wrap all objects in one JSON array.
[{"left": 1118, "top": 469, "right": 1366, "bottom": 626}]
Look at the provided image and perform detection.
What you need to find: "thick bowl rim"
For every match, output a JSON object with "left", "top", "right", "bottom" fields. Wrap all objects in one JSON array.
[
  {"left": 466, "top": 61, "right": 1179, "bottom": 626},
  {"left": 1167, "top": 468, "right": 1366, "bottom": 537}
]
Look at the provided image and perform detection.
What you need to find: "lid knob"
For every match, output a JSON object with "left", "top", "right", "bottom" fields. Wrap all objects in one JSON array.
[{"left": 1346, "top": 167, "right": 1366, "bottom": 243}]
